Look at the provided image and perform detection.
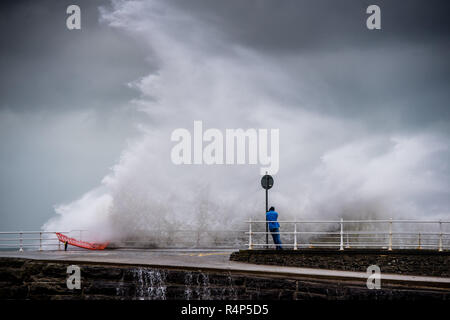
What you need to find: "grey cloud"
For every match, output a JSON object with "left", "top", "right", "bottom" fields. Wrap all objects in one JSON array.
[
  {"left": 156, "top": 0, "right": 450, "bottom": 131},
  {"left": 1, "top": 0, "right": 449, "bottom": 232},
  {"left": 0, "top": 0, "right": 148, "bottom": 230},
  {"left": 164, "top": 0, "right": 450, "bottom": 52},
  {"left": 0, "top": 0, "right": 149, "bottom": 113}
]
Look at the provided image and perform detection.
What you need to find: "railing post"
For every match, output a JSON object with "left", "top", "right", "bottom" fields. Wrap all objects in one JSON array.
[
  {"left": 388, "top": 218, "right": 393, "bottom": 251},
  {"left": 418, "top": 232, "right": 422, "bottom": 250},
  {"left": 39, "top": 232, "right": 42, "bottom": 251},
  {"left": 19, "top": 232, "right": 23, "bottom": 252},
  {"left": 248, "top": 219, "right": 253, "bottom": 250},
  {"left": 346, "top": 233, "right": 350, "bottom": 248},
  {"left": 294, "top": 223, "right": 298, "bottom": 250},
  {"left": 339, "top": 218, "right": 344, "bottom": 251},
  {"left": 438, "top": 221, "right": 443, "bottom": 252}
]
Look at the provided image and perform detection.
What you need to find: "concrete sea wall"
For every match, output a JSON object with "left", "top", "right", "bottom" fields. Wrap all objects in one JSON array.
[
  {"left": 230, "top": 249, "right": 450, "bottom": 277},
  {"left": 0, "top": 257, "right": 448, "bottom": 300}
]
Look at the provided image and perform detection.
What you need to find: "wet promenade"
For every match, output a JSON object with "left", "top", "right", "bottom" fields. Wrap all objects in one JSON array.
[{"left": 1, "top": 249, "right": 449, "bottom": 288}]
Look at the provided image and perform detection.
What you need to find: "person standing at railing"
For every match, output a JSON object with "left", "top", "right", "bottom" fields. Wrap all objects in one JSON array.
[{"left": 266, "top": 206, "right": 283, "bottom": 250}]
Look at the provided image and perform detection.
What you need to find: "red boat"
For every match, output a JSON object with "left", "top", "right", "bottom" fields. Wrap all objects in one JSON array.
[{"left": 56, "top": 232, "right": 109, "bottom": 250}]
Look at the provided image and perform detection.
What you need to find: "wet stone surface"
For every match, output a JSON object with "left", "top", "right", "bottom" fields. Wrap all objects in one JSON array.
[
  {"left": 230, "top": 249, "right": 450, "bottom": 277},
  {"left": 0, "top": 257, "right": 448, "bottom": 300}
]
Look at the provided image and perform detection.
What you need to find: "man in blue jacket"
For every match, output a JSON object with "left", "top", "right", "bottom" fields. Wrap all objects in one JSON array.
[{"left": 266, "top": 206, "right": 283, "bottom": 250}]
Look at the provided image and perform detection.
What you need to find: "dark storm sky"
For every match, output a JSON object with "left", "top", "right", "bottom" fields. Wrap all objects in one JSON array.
[{"left": 0, "top": 0, "right": 449, "bottom": 230}]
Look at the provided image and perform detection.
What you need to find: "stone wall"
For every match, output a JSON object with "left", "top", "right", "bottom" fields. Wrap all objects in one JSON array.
[
  {"left": 230, "top": 249, "right": 450, "bottom": 277},
  {"left": 0, "top": 257, "right": 448, "bottom": 300}
]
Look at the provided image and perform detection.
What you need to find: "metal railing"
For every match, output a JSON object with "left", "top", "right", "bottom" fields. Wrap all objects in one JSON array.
[
  {"left": 3, "top": 220, "right": 449, "bottom": 251},
  {"left": 107, "top": 230, "right": 247, "bottom": 249},
  {"left": 0, "top": 230, "right": 87, "bottom": 252},
  {"left": 0, "top": 229, "right": 246, "bottom": 251},
  {"left": 246, "top": 219, "right": 450, "bottom": 251}
]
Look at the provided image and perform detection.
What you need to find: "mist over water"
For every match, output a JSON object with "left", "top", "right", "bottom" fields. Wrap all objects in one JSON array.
[{"left": 43, "top": 0, "right": 450, "bottom": 245}]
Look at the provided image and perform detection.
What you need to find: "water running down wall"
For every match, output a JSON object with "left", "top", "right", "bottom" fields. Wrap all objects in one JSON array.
[{"left": 0, "top": 258, "right": 448, "bottom": 300}]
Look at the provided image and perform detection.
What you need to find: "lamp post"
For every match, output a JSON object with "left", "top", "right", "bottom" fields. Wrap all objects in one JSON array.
[{"left": 261, "top": 172, "right": 274, "bottom": 248}]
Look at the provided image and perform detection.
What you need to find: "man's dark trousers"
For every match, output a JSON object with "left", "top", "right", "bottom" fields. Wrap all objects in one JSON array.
[{"left": 269, "top": 228, "right": 283, "bottom": 250}]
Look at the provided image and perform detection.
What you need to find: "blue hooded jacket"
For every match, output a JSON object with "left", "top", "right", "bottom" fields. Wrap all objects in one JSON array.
[{"left": 266, "top": 210, "right": 280, "bottom": 230}]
